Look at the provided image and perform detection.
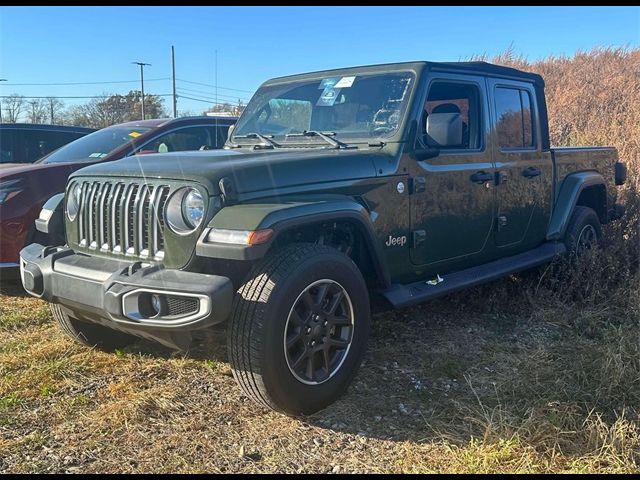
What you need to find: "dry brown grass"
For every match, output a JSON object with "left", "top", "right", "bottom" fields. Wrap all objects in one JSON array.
[{"left": 1, "top": 47, "right": 639, "bottom": 473}]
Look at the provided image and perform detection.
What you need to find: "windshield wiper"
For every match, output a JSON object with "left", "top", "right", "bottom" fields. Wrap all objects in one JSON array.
[
  {"left": 230, "top": 133, "right": 279, "bottom": 149},
  {"left": 285, "top": 131, "right": 355, "bottom": 149}
]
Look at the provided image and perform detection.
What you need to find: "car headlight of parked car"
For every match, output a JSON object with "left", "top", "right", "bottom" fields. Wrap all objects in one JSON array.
[
  {"left": 166, "top": 187, "right": 207, "bottom": 233},
  {"left": 0, "top": 179, "right": 24, "bottom": 204}
]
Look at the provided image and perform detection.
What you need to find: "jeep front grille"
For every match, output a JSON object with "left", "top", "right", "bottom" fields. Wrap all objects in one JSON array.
[{"left": 75, "top": 180, "right": 170, "bottom": 260}]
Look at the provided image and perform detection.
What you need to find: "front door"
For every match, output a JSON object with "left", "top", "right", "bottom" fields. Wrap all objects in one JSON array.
[
  {"left": 410, "top": 75, "right": 496, "bottom": 269},
  {"left": 488, "top": 81, "right": 553, "bottom": 249}
]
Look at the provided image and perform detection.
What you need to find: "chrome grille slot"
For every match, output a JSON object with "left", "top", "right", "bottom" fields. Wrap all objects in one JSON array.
[
  {"left": 125, "top": 184, "right": 139, "bottom": 255},
  {"left": 88, "top": 182, "right": 100, "bottom": 249},
  {"left": 98, "top": 183, "right": 111, "bottom": 251},
  {"left": 155, "top": 187, "right": 170, "bottom": 257},
  {"left": 75, "top": 180, "right": 169, "bottom": 260}
]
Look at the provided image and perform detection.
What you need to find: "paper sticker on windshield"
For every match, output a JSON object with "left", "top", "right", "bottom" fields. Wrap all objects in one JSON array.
[
  {"left": 316, "top": 87, "right": 341, "bottom": 107},
  {"left": 318, "top": 77, "right": 339, "bottom": 90},
  {"left": 88, "top": 152, "right": 102, "bottom": 158},
  {"left": 334, "top": 76, "right": 356, "bottom": 88},
  {"left": 128, "top": 131, "right": 142, "bottom": 138}
]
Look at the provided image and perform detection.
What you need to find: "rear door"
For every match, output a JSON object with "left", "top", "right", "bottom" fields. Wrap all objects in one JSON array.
[
  {"left": 409, "top": 73, "right": 496, "bottom": 268},
  {"left": 488, "top": 80, "right": 553, "bottom": 249}
]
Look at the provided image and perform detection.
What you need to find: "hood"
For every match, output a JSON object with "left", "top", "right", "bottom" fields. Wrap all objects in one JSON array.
[{"left": 70, "top": 148, "right": 387, "bottom": 196}]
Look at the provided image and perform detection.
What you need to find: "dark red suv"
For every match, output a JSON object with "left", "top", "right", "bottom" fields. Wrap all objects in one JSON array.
[{"left": 0, "top": 116, "right": 236, "bottom": 271}]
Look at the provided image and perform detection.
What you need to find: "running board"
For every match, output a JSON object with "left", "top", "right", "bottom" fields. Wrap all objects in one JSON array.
[{"left": 382, "top": 242, "right": 566, "bottom": 308}]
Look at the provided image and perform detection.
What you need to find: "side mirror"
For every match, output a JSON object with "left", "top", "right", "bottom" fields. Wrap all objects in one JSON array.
[
  {"left": 425, "top": 112, "right": 463, "bottom": 148},
  {"left": 227, "top": 124, "right": 235, "bottom": 141}
]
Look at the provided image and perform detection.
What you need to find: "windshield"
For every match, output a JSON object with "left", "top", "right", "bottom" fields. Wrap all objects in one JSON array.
[
  {"left": 40, "top": 126, "right": 151, "bottom": 164},
  {"left": 233, "top": 71, "right": 415, "bottom": 143}
]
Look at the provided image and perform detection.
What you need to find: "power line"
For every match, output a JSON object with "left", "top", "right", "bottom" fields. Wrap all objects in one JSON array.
[
  {"left": 176, "top": 87, "right": 249, "bottom": 103},
  {"left": 177, "top": 94, "right": 242, "bottom": 106},
  {"left": 177, "top": 78, "right": 253, "bottom": 94},
  {"left": 1, "top": 78, "right": 170, "bottom": 86},
  {"left": 0, "top": 94, "right": 172, "bottom": 99},
  {"left": 177, "top": 85, "right": 248, "bottom": 99}
]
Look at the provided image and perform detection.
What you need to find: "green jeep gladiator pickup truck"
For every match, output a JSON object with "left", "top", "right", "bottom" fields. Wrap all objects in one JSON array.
[{"left": 20, "top": 61, "right": 627, "bottom": 415}]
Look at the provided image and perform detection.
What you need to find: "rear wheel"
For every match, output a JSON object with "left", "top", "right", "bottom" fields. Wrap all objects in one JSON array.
[
  {"left": 564, "top": 206, "right": 602, "bottom": 256},
  {"left": 50, "top": 303, "right": 136, "bottom": 352},
  {"left": 228, "top": 244, "right": 370, "bottom": 415}
]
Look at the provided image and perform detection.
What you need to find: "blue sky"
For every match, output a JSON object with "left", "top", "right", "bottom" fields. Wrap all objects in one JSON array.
[{"left": 1, "top": 6, "right": 638, "bottom": 115}]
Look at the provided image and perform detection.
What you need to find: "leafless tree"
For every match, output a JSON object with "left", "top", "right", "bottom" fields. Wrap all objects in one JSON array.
[
  {"left": 28, "top": 99, "right": 48, "bottom": 124},
  {"left": 3, "top": 94, "right": 25, "bottom": 123},
  {"left": 45, "top": 97, "right": 65, "bottom": 124}
]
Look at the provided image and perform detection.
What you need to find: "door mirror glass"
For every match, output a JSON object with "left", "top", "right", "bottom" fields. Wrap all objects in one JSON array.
[{"left": 425, "top": 112, "right": 463, "bottom": 147}]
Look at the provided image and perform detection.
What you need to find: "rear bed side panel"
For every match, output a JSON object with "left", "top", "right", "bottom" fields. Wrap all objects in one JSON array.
[
  {"left": 548, "top": 146, "right": 619, "bottom": 240},
  {"left": 551, "top": 146, "right": 618, "bottom": 206}
]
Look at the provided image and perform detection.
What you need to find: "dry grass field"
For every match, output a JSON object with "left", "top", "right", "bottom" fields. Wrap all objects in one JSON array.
[{"left": 1, "top": 48, "right": 639, "bottom": 473}]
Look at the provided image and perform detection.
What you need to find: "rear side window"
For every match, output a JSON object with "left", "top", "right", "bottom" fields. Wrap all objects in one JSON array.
[{"left": 494, "top": 87, "right": 534, "bottom": 149}]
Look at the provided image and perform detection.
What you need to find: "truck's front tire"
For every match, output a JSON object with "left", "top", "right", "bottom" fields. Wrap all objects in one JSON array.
[
  {"left": 50, "top": 303, "right": 136, "bottom": 352},
  {"left": 228, "top": 244, "right": 370, "bottom": 415}
]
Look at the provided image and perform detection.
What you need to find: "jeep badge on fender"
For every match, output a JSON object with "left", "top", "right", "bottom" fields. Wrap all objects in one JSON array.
[
  {"left": 386, "top": 235, "right": 407, "bottom": 247},
  {"left": 21, "top": 60, "right": 626, "bottom": 416}
]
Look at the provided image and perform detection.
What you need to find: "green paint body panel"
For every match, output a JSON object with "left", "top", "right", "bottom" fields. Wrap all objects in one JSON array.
[
  {"left": 62, "top": 61, "right": 622, "bottom": 291},
  {"left": 208, "top": 195, "right": 371, "bottom": 231}
]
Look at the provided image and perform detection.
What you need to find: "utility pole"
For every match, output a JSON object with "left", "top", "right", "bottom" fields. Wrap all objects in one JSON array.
[
  {"left": 132, "top": 61, "right": 151, "bottom": 120},
  {"left": 29, "top": 100, "right": 38, "bottom": 123},
  {"left": 0, "top": 79, "right": 7, "bottom": 123},
  {"left": 171, "top": 46, "right": 177, "bottom": 118},
  {"left": 215, "top": 49, "right": 218, "bottom": 107}
]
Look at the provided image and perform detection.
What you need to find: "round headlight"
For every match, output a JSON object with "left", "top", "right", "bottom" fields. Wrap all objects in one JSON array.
[
  {"left": 182, "top": 189, "right": 204, "bottom": 229},
  {"left": 165, "top": 187, "right": 206, "bottom": 234},
  {"left": 66, "top": 183, "right": 82, "bottom": 221}
]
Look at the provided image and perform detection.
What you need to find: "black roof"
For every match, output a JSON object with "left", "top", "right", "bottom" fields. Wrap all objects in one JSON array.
[
  {"left": 427, "top": 61, "right": 544, "bottom": 87},
  {"left": 0, "top": 123, "right": 95, "bottom": 132},
  {"left": 267, "top": 60, "right": 544, "bottom": 88}
]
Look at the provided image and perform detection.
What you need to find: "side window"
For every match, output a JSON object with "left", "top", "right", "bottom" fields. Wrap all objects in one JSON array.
[
  {"left": 0, "top": 131, "right": 14, "bottom": 163},
  {"left": 424, "top": 82, "right": 480, "bottom": 150},
  {"left": 494, "top": 87, "right": 535, "bottom": 149},
  {"left": 214, "top": 125, "right": 230, "bottom": 148},
  {"left": 25, "top": 130, "right": 87, "bottom": 162},
  {"left": 140, "top": 127, "right": 213, "bottom": 154}
]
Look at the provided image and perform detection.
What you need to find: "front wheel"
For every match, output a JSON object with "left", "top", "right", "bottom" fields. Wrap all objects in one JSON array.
[{"left": 228, "top": 244, "right": 370, "bottom": 415}]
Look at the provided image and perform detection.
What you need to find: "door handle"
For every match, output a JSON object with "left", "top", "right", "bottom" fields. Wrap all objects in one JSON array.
[
  {"left": 470, "top": 171, "right": 494, "bottom": 184},
  {"left": 522, "top": 167, "right": 541, "bottom": 178}
]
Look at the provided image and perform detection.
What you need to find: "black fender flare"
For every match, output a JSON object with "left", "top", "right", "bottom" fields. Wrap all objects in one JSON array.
[{"left": 547, "top": 172, "right": 606, "bottom": 241}]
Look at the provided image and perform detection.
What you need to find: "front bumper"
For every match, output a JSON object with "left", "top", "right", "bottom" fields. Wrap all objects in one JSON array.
[{"left": 20, "top": 243, "right": 233, "bottom": 346}]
